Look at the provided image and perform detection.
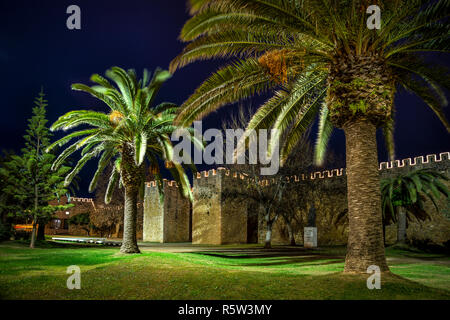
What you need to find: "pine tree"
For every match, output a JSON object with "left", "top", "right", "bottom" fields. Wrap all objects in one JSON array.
[{"left": 0, "top": 90, "right": 72, "bottom": 248}]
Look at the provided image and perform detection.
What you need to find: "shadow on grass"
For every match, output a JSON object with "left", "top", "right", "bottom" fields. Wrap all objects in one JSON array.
[
  {"left": 229, "top": 257, "right": 343, "bottom": 268},
  {"left": 189, "top": 250, "right": 344, "bottom": 267},
  {"left": 1, "top": 242, "right": 449, "bottom": 299}
]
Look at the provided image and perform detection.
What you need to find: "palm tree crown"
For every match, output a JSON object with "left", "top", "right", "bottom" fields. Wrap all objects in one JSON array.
[
  {"left": 381, "top": 168, "right": 450, "bottom": 224},
  {"left": 48, "top": 67, "right": 196, "bottom": 203},
  {"left": 171, "top": 0, "right": 449, "bottom": 164},
  {"left": 48, "top": 66, "right": 200, "bottom": 253},
  {"left": 171, "top": 0, "right": 449, "bottom": 272}
]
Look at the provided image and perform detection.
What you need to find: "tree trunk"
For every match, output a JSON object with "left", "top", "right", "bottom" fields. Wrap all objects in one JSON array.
[
  {"left": 120, "top": 187, "right": 140, "bottom": 254},
  {"left": 114, "top": 223, "right": 121, "bottom": 238},
  {"left": 343, "top": 120, "right": 389, "bottom": 273},
  {"left": 30, "top": 218, "right": 37, "bottom": 249},
  {"left": 264, "top": 223, "right": 272, "bottom": 249},
  {"left": 30, "top": 183, "right": 38, "bottom": 249},
  {"left": 397, "top": 207, "right": 407, "bottom": 244},
  {"left": 264, "top": 213, "right": 278, "bottom": 249},
  {"left": 286, "top": 221, "right": 296, "bottom": 246}
]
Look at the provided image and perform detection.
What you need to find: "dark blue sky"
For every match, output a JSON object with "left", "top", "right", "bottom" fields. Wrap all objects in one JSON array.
[{"left": 1, "top": 0, "right": 449, "bottom": 196}]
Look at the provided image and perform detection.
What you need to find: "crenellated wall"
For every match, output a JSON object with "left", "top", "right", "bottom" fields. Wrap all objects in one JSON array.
[
  {"left": 143, "top": 179, "right": 191, "bottom": 243},
  {"left": 191, "top": 168, "right": 248, "bottom": 244},
  {"left": 144, "top": 151, "right": 449, "bottom": 246},
  {"left": 45, "top": 196, "right": 97, "bottom": 235}
]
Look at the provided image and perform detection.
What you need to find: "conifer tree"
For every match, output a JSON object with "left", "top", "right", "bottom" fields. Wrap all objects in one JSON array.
[{"left": 0, "top": 90, "right": 72, "bottom": 248}]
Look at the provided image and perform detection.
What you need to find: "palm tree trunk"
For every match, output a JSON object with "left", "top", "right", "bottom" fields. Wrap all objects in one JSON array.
[
  {"left": 120, "top": 187, "right": 140, "bottom": 253},
  {"left": 343, "top": 120, "right": 389, "bottom": 273},
  {"left": 397, "top": 207, "right": 407, "bottom": 244}
]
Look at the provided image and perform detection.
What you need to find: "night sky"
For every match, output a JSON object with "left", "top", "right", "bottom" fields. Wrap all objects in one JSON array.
[{"left": 1, "top": 0, "right": 449, "bottom": 196}]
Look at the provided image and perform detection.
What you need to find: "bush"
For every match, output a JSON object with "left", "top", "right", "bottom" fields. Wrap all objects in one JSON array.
[
  {"left": 443, "top": 240, "right": 450, "bottom": 254},
  {"left": 410, "top": 238, "right": 449, "bottom": 254},
  {"left": 68, "top": 212, "right": 90, "bottom": 226},
  {"left": 0, "top": 222, "right": 13, "bottom": 241},
  {"left": 14, "top": 230, "right": 30, "bottom": 241}
]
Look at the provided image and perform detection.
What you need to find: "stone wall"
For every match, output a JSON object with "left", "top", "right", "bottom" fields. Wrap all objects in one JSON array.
[
  {"left": 379, "top": 153, "right": 450, "bottom": 245},
  {"left": 192, "top": 168, "right": 248, "bottom": 244},
  {"left": 221, "top": 172, "right": 248, "bottom": 244},
  {"left": 256, "top": 176, "right": 348, "bottom": 245},
  {"left": 143, "top": 180, "right": 191, "bottom": 243},
  {"left": 45, "top": 196, "right": 145, "bottom": 239},
  {"left": 143, "top": 152, "right": 450, "bottom": 247},
  {"left": 198, "top": 152, "right": 450, "bottom": 246},
  {"left": 266, "top": 152, "right": 450, "bottom": 246},
  {"left": 45, "top": 197, "right": 97, "bottom": 236}
]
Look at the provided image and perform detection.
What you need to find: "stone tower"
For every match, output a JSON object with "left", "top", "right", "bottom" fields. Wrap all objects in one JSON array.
[
  {"left": 143, "top": 180, "right": 191, "bottom": 243},
  {"left": 192, "top": 168, "right": 248, "bottom": 244}
]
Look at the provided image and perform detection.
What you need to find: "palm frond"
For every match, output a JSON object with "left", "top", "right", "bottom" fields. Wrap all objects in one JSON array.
[
  {"left": 314, "top": 104, "right": 333, "bottom": 166},
  {"left": 176, "top": 58, "right": 274, "bottom": 126}
]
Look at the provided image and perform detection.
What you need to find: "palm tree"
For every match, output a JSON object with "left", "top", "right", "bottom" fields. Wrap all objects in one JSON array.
[
  {"left": 48, "top": 67, "right": 199, "bottom": 253},
  {"left": 170, "top": 0, "right": 450, "bottom": 272},
  {"left": 381, "top": 169, "right": 449, "bottom": 245}
]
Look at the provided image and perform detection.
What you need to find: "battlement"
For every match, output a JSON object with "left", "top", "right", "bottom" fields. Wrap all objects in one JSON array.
[
  {"left": 70, "top": 197, "right": 94, "bottom": 203},
  {"left": 146, "top": 179, "right": 180, "bottom": 188},
  {"left": 143, "top": 151, "right": 449, "bottom": 189},
  {"left": 192, "top": 151, "right": 449, "bottom": 183},
  {"left": 378, "top": 152, "right": 450, "bottom": 170},
  {"left": 195, "top": 167, "right": 248, "bottom": 180},
  {"left": 285, "top": 168, "right": 346, "bottom": 182},
  {"left": 142, "top": 151, "right": 450, "bottom": 247},
  {"left": 143, "top": 177, "right": 191, "bottom": 243}
]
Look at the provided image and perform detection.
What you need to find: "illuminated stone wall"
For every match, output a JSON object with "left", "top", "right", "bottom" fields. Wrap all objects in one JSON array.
[
  {"left": 144, "top": 152, "right": 450, "bottom": 246},
  {"left": 192, "top": 168, "right": 248, "bottom": 244},
  {"left": 260, "top": 152, "right": 450, "bottom": 246},
  {"left": 45, "top": 196, "right": 96, "bottom": 236},
  {"left": 143, "top": 180, "right": 191, "bottom": 243}
]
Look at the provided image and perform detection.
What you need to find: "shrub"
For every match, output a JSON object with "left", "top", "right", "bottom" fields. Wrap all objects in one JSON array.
[
  {"left": 410, "top": 238, "right": 449, "bottom": 254},
  {"left": 0, "top": 222, "right": 12, "bottom": 241},
  {"left": 13, "top": 230, "right": 30, "bottom": 241}
]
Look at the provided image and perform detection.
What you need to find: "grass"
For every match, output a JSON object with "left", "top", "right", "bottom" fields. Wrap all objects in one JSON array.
[{"left": 0, "top": 241, "right": 449, "bottom": 300}]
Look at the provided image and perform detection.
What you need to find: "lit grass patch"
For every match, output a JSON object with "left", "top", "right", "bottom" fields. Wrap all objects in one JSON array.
[{"left": 0, "top": 242, "right": 449, "bottom": 300}]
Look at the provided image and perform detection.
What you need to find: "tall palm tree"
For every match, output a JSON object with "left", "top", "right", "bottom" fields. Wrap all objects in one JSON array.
[
  {"left": 381, "top": 169, "right": 449, "bottom": 244},
  {"left": 170, "top": 0, "right": 450, "bottom": 272},
  {"left": 48, "top": 67, "right": 199, "bottom": 253}
]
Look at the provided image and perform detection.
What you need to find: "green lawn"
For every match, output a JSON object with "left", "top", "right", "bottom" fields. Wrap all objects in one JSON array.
[{"left": 0, "top": 241, "right": 449, "bottom": 300}]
